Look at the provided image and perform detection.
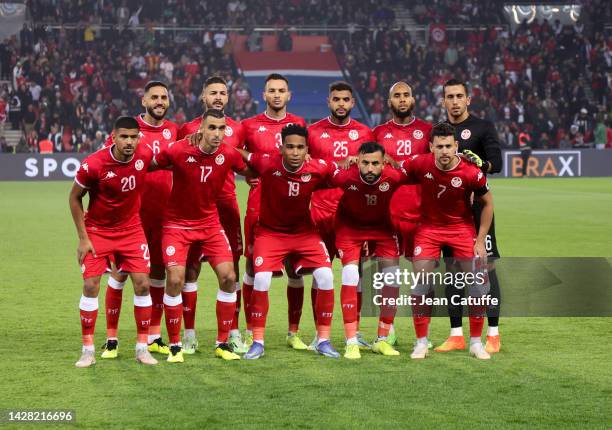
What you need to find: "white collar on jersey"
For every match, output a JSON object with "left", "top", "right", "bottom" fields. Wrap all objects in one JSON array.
[
  {"left": 108, "top": 144, "right": 134, "bottom": 164},
  {"left": 138, "top": 114, "right": 165, "bottom": 128},
  {"left": 282, "top": 159, "right": 304, "bottom": 174},
  {"left": 327, "top": 117, "right": 352, "bottom": 127},
  {"left": 391, "top": 116, "right": 416, "bottom": 127},
  {"left": 359, "top": 171, "right": 382, "bottom": 185},
  {"left": 434, "top": 155, "right": 462, "bottom": 172},
  {"left": 264, "top": 111, "right": 287, "bottom": 122}
]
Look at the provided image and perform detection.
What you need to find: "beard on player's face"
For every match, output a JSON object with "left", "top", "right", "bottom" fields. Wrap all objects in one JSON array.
[
  {"left": 360, "top": 170, "right": 381, "bottom": 184},
  {"left": 146, "top": 105, "right": 167, "bottom": 121},
  {"left": 392, "top": 105, "right": 413, "bottom": 119},
  {"left": 332, "top": 107, "right": 352, "bottom": 121}
]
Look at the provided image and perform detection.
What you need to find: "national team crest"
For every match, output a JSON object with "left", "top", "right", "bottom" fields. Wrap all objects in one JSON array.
[
  {"left": 349, "top": 130, "right": 359, "bottom": 140},
  {"left": 255, "top": 256, "right": 263, "bottom": 267},
  {"left": 379, "top": 182, "right": 390, "bottom": 192},
  {"left": 301, "top": 173, "right": 311, "bottom": 182},
  {"left": 413, "top": 130, "right": 424, "bottom": 140},
  {"left": 166, "top": 246, "right": 176, "bottom": 256},
  {"left": 451, "top": 177, "right": 463, "bottom": 187},
  {"left": 135, "top": 159, "right": 144, "bottom": 171},
  {"left": 414, "top": 246, "right": 422, "bottom": 256},
  {"left": 461, "top": 129, "right": 471, "bottom": 140},
  {"left": 163, "top": 128, "right": 171, "bottom": 140},
  {"left": 215, "top": 154, "right": 225, "bottom": 165},
  {"left": 225, "top": 126, "right": 233, "bottom": 137}
]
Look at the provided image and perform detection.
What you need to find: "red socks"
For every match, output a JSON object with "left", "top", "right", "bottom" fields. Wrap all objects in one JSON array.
[
  {"left": 105, "top": 278, "right": 124, "bottom": 339},
  {"left": 216, "top": 290, "right": 236, "bottom": 344},
  {"left": 79, "top": 295, "right": 98, "bottom": 348},
  {"left": 378, "top": 285, "right": 399, "bottom": 338},
  {"left": 231, "top": 283, "right": 241, "bottom": 331},
  {"left": 341, "top": 285, "right": 358, "bottom": 339},
  {"left": 181, "top": 282, "right": 198, "bottom": 332},
  {"left": 250, "top": 290, "right": 269, "bottom": 342},
  {"left": 242, "top": 276, "right": 254, "bottom": 331},
  {"left": 149, "top": 278, "right": 165, "bottom": 340},
  {"left": 163, "top": 294, "right": 183, "bottom": 345},
  {"left": 133, "top": 295, "right": 152, "bottom": 345},
  {"left": 315, "top": 289, "right": 334, "bottom": 340}
]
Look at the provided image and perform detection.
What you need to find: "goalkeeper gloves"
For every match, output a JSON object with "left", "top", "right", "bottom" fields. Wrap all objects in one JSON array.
[{"left": 462, "top": 149, "right": 484, "bottom": 169}]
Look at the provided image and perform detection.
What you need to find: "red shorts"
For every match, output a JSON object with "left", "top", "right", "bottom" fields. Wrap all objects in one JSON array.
[
  {"left": 335, "top": 224, "right": 400, "bottom": 264},
  {"left": 81, "top": 226, "right": 150, "bottom": 279},
  {"left": 252, "top": 226, "right": 332, "bottom": 274},
  {"left": 413, "top": 226, "right": 476, "bottom": 259},
  {"left": 162, "top": 224, "right": 233, "bottom": 268},
  {"left": 217, "top": 197, "right": 243, "bottom": 260},
  {"left": 142, "top": 222, "right": 164, "bottom": 268},
  {"left": 390, "top": 216, "right": 419, "bottom": 258}
]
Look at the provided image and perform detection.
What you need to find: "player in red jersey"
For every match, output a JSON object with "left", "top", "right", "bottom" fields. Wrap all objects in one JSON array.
[
  {"left": 177, "top": 76, "right": 248, "bottom": 354},
  {"left": 103, "top": 82, "right": 177, "bottom": 357},
  {"left": 151, "top": 109, "right": 253, "bottom": 363},
  {"left": 69, "top": 116, "right": 158, "bottom": 367},
  {"left": 373, "top": 81, "right": 432, "bottom": 347},
  {"left": 237, "top": 124, "right": 340, "bottom": 360},
  {"left": 400, "top": 123, "right": 494, "bottom": 360},
  {"left": 307, "top": 81, "right": 374, "bottom": 349},
  {"left": 240, "top": 74, "right": 307, "bottom": 348},
  {"left": 331, "top": 142, "right": 404, "bottom": 359}
]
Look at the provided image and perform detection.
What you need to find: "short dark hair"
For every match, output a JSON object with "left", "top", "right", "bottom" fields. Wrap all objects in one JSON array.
[
  {"left": 443, "top": 78, "right": 469, "bottom": 96},
  {"left": 265, "top": 73, "right": 289, "bottom": 85},
  {"left": 430, "top": 122, "right": 456, "bottom": 142},
  {"left": 144, "top": 80, "right": 168, "bottom": 93},
  {"left": 204, "top": 76, "right": 227, "bottom": 88},
  {"left": 329, "top": 80, "right": 353, "bottom": 95},
  {"left": 358, "top": 141, "right": 385, "bottom": 156},
  {"left": 113, "top": 116, "right": 139, "bottom": 130},
  {"left": 202, "top": 109, "right": 225, "bottom": 120},
  {"left": 281, "top": 123, "right": 308, "bottom": 142}
]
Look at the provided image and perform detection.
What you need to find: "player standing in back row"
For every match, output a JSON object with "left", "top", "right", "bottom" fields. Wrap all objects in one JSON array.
[
  {"left": 373, "top": 81, "right": 432, "bottom": 346},
  {"left": 240, "top": 74, "right": 307, "bottom": 348},
  {"left": 103, "top": 81, "right": 177, "bottom": 359},
  {"left": 307, "top": 81, "right": 374, "bottom": 350},
  {"left": 437, "top": 79, "right": 503, "bottom": 354},
  {"left": 177, "top": 76, "right": 248, "bottom": 354}
]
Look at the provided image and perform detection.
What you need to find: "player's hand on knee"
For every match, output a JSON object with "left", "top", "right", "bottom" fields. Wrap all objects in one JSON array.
[
  {"left": 77, "top": 238, "right": 96, "bottom": 264},
  {"left": 462, "top": 149, "right": 483, "bottom": 168}
]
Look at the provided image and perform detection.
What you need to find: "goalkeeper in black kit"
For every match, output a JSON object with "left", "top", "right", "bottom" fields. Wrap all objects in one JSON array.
[{"left": 437, "top": 78, "right": 503, "bottom": 354}]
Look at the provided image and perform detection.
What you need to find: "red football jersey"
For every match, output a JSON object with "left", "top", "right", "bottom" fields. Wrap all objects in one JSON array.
[
  {"left": 373, "top": 117, "right": 432, "bottom": 221},
  {"left": 154, "top": 140, "right": 247, "bottom": 229},
  {"left": 178, "top": 115, "right": 245, "bottom": 201},
  {"left": 402, "top": 153, "right": 490, "bottom": 228},
  {"left": 247, "top": 153, "right": 334, "bottom": 233},
  {"left": 102, "top": 115, "right": 178, "bottom": 227},
  {"left": 241, "top": 112, "right": 307, "bottom": 214},
  {"left": 75, "top": 144, "right": 154, "bottom": 231},
  {"left": 135, "top": 115, "right": 178, "bottom": 227},
  {"left": 331, "top": 165, "right": 405, "bottom": 230},
  {"left": 308, "top": 117, "right": 374, "bottom": 214}
]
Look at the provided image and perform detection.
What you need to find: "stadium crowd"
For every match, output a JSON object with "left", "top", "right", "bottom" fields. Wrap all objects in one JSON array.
[{"left": 0, "top": 0, "right": 610, "bottom": 152}]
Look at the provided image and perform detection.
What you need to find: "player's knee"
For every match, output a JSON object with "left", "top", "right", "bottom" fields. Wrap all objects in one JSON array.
[
  {"left": 219, "top": 271, "right": 236, "bottom": 292},
  {"left": 412, "top": 283, "right": 433, "bottom": 296},
  {"left": 166, "top": 272, "right": 184, "bottom": 294},
  {"left": 381, "top": 265, "right": 400, "bottom": 288},
  {"left": 287, "top": 276, "right": 304, "bottom": 288},
  {"left": 341, "top": 264, "right": 359, "bottom": 287},
  {"left": 313, "top": 267, "right": 334, "bottom": 291},
  {"left": 254, "top": 272, "right": 272, "bottom": 292},
  {"left": 82, "top": 278, "right": 100, "bottom": 296}
]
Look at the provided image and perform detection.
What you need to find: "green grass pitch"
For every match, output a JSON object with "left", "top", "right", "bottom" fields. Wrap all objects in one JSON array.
[{"left": 1, "top": 177, "right": 611, "bottom": 429}]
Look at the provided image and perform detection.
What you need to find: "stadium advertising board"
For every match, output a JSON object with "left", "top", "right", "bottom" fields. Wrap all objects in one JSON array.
[{"left": 1, "top": 150, "right": 611, "bottom": 180}]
